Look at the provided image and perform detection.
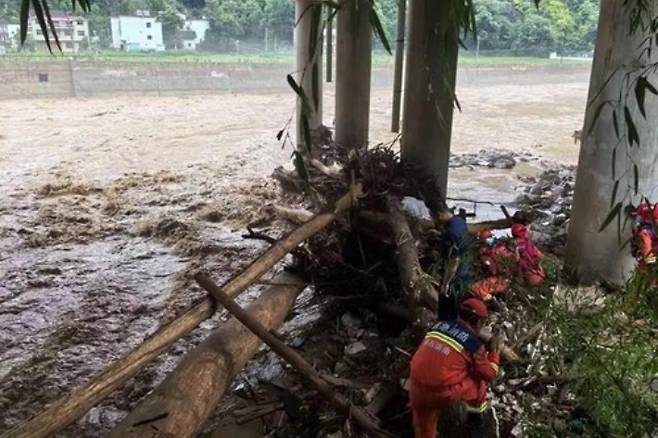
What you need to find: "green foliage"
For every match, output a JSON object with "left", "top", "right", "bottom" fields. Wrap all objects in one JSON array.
[
  {"left": 204, "top": 0, "right": 263, "bottom": 40},
  {"left": 534, "top": 283, "right": 658, "bottom": 437},
  {"left": 472, "top": 0, "right": 599, "bottom": 53}
]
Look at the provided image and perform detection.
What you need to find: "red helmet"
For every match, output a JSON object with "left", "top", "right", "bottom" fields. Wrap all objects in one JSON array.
[
  {"left": 636, "top": 204, "right": 652, "bottom": 223},
  {"left": 479, "top": 229, "right": 493, "bottom": 240},
  {"left": 511, "top": 223, "right": 528, "bottom": 239},
  {"left": 653, "top": 204, "right": 658, "bottom": 222},
  {"left": 459, "top": 298, "right": 488, "bottom": 320}
]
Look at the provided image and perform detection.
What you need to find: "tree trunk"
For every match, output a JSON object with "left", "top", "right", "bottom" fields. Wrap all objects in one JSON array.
[
  {"left": 391, "top": 0, "right": 406, "bottom": 133},
  {"left": 400, "top": 0, "right": 459, "bottom": 197},
  {"left": 295, "top": 0, "right": 323, "bottom": 150},
  {"left": 335, "top": 0, "right": 372, "bottom": 149},
  {"left": 110, "top": 272, "right": 306, "bottom": 438},
  {"left": 566, "top": 1, "right": 658, "bottom": 284}
]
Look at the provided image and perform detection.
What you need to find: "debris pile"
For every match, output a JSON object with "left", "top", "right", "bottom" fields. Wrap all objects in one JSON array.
[
  {"left": 515, "top": 165, "right": 576, "bottom": 254},
  {"left": 203, "top": 133, "right": 578, "bottom": 437}
]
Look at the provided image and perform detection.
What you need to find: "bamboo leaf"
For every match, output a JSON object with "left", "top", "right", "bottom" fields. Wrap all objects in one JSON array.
[
  {"left": 612, "top": 147, "right": 617, "bottom": 179},
  {"left": 645, "top": 77, "right": 658, "bottom": 95},
  {"left": 41, "top": 0, "right": 62, "bottom": 52},
  {"left": 370, "top": 3, "right": 392, "bottom": 55},
  {"left": 31, "top": 0, "right": 53, "bottom": 53},
  {"left": 599, "top": 202, "right": 622, "bottom": 232},
  {"left": 624, "top": 106, "right": 640, "bottom": 147},
  {"left": 634, "top": 164, "right": 639, "bottom": 195},
  {"left": 301, "top": 113, "right": 313, "bottom": 153},
  {"left": 612, "top": 109, "right": 620, "bottom": 139},
  {"left": 276, "top": 129, "right": 284, "bottom": 141},
  {"left": 611, "top": 179, "right": 620, "bottom": 208},
  {"left": 287, "top": 74, "right": 311, "bottom": 114},
  {"left": 635, "top": 76, "right": 648, "bottom": 118}
]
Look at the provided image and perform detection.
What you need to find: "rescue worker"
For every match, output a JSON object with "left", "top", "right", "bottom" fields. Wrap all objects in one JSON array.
[
  {"left": 471, "top": 229, "right": 513, "bottom": 301},
  {"left": 632, "top": 203, "right": 658, "bottom": 274},
  {"left": 511, "top": 223, "right": 545, "bottom": 286},
  {"left": 409, "top": 298, "right": 503, "bottom": 438},
  {"left": 432, "top": 204, "right": 471, "bottom": 321}
]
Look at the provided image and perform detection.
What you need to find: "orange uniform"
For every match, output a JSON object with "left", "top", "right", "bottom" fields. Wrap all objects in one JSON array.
[
  {"left": 471, "top": 231, "right": 513, "bottom": 300},
  {"left": 409, "top": 319, "right": 500, "bottom": 438},
  {"left": 511, "top": 224, "right": 545, "bottom": 286}
]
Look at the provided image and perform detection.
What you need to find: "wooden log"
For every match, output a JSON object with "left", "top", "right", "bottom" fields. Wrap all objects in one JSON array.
[
  {"left": 195, "top": 274, "right": 393, "bottom": 438},
  {"left": 386, "top": 195, "right": 439, "bottom": 313},
  {"left": 4, "top": 187, "right": 361, "bottom": 438},
  {"left": 110, "top": 272, "right": 306, "bottom": 437}
]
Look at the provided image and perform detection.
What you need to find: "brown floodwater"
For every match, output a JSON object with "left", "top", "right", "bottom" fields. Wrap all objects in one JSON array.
[{"left": 0, "top": 63, "right": 590, "bottom": 436}]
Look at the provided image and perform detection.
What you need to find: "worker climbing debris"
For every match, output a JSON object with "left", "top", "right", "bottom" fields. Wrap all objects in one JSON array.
[
  {"left": 431, "top": 203, "right": 472, "bottom": 321},
  {"left": 470, "top": 229, "right": 513, "bottom": 302},
  {"left": 408, "top": 298, "right": 503, "bottom": 438},
  {"left": 510, "top": 223, "right": 545, "bottom": 286}
]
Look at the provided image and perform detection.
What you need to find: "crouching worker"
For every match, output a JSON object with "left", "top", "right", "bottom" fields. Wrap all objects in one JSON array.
[
  {"left": 471, "top": 229, "right": 513, "bottom": 301},
  {"left": 511, "top": 223, "right": 545, "bottom": 286},
  {"left": 409, "top": 299, "right": 503, "bottom": 438}
]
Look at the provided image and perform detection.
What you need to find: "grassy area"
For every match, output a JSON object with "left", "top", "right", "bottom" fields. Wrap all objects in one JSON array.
[{"left": 1, "top": 49, "right": 592, "bottom": 67}]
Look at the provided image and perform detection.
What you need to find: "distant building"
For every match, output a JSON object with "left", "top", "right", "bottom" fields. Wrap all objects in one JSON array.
[
  {"left": 111, "top": 11, "right": 165, "bottom": 52},
  {"left": 27, "top": 12, "right": 89, "bottom": 53},
  {"left": 0, "top": 21, "right": 10, "bottom": 52},
  {"left": 179, "top": 19, "right": 209, "bottom": 50}
]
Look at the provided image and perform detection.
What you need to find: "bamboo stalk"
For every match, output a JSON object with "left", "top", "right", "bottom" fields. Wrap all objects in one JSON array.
[
  {"left": 325, "top": 8, "right": 333, "bottom": 82},
  {"left": 391, "top": 0, "right": 406, "bottom": 133},
  {"left": 195, "top": 274, "right": 393, "bottom": 438},
  {"left": 4, "top": 186, "right": 361, "bottom": 438}
]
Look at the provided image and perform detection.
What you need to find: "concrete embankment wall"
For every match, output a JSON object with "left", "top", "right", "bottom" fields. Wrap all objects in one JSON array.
[
  {"left": 0, "top": 61, "right": 295, "bottom": 99},
  {"left": 0, "top": 60, "right": 591, "bottom": 99}
]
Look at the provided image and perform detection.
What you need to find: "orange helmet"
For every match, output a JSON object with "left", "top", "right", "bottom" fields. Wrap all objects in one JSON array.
[
  {"left": 479, "top": 229, "right": 493, "bottom": 240},
  {"left": 459, "top": 298, "right": 488, "bottom": 319}
]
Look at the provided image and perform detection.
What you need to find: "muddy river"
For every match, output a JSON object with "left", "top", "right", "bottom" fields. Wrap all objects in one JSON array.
[{"left": 0, "top": 64, "right": 589, "bottom": 435}]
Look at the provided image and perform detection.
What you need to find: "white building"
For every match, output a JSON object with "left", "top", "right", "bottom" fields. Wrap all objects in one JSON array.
[
  {"left": 26, "top": 12, "right": 89, "bottom": 53},
  {"left": 179, "top": 19, "right": 209, "bottom": 50},
  {"left": 111, "top": 12, "right": 164, "bottom": 52}
]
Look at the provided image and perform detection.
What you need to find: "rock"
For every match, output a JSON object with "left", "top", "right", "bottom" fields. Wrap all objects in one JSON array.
[
  {"left": 345, "top": 341, "right": 367, "bottom": 357},
  {"left": 491, "top": 156, "right": 517, "bottom": 169}
]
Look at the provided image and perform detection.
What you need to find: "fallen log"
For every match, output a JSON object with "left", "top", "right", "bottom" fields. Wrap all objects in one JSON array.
[
  {"left": 110, "top": 272, "right": 306, "bottom": 438},
  {"left": 4, "top": 186, "right": 361, "bottom": 438},
  {"left": 195, "top": 274, "right": 393, "bottom": 438},
  {"left": 386, "top": 195, "right": 439, "bottom": 313}
]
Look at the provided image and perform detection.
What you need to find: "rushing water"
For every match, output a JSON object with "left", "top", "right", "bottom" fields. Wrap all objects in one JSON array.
[{"left": 0, "top": 64, "right": 589, "bottom": 435}]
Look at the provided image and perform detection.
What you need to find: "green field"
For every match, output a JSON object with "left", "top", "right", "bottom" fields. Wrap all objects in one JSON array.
[{"left": 0, "top": 50, "right": 591, "bottom": 67}]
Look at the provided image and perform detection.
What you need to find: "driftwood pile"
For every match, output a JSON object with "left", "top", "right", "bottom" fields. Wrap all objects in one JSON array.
[{"left": 3, "top": 134, "right": 573, "bottom": 438}]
